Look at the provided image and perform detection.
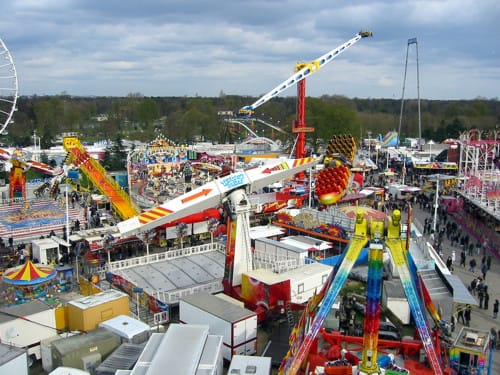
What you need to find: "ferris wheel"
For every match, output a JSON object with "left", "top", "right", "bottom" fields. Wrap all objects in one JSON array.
[{"left": 0, "top": 38, "right": 18, "bottom": 135}]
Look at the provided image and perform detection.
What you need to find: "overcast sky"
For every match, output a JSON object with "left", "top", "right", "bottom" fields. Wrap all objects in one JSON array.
[{"left": 1, "top": 0, "right": 499, "bottom": 101}]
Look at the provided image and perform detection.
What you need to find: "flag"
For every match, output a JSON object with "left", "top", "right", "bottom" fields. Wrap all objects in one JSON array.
[{"left": 408, "top": 37, "right": 417, "bottom": 44}]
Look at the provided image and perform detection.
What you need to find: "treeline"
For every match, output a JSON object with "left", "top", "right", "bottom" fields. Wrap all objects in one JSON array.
[{"left": 4, "top": 94, "right": 499, "bottom": 149}]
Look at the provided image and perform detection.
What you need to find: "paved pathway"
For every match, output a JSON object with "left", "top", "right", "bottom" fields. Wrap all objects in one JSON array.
[{"left": 411, "top": 204, "right": 500, "bottom": 374}]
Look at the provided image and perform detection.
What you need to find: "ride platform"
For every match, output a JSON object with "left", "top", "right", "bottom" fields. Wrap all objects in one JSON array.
[{"left": 0, "top": 199, "right": 83, "bottom": 243}]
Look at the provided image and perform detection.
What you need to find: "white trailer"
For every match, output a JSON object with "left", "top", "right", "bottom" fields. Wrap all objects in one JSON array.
[
  {"left": 387, "top": 184, "right": 421, "bottom": 201},
  {"left": 279, "top": 235, "right": 332, "bottom": 252},
  {"left": 179, "top": 293, "right": 258, "bottom": 361},
  {"left": 283, "top": 262, "right": 332, "bottom": 304},
  {"left": 228, "top": 355, "right": 272, "bottom": 375},
  {"left": 254, "top": 237, "right": 309, "bottom": 265},
  {"left": 244, "top": 262, "right": 332, "bottom": 305},
  {"left": 49, "top": 367, "right": 90, "bottom": 375},
  {"left": 0, "top": 343, "right": 28, "bottom": 375},
  {"left": 31, "top": 237, "right": 60, "bottom": 265},
  {"left": 0, "top": 300, "right": 58, "bottom": 366},
  {"left": 131, "top": 325, "right": 223, "bottom": 375},
  {"left": 98, "top": 315, "right": 151, "bottom": 344}
]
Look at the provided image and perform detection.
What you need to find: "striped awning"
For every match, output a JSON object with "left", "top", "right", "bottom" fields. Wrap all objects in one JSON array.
[{"left": 2, "top": 260, "right": 56, "bottom": 285}]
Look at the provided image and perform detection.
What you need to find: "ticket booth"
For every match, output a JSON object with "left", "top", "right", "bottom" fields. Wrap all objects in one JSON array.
[
  {"left": 449, "top": 327, "right": 491, "bottom": 375},
  {"left": 31, "top": 238, "right": 60, "bottom": 265},
  {"left": 55, "top": 264, "right": 74, "bottom": 291}
]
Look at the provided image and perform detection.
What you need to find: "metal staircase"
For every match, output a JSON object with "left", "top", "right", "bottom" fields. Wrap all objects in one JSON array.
[{"left": 285, "top": 303, "right": 295, "bottom": 329}]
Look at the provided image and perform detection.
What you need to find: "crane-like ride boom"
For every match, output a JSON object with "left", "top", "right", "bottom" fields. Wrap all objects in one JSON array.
[{"left": 238, "top": 31, "right": 372, "bottom": 117}]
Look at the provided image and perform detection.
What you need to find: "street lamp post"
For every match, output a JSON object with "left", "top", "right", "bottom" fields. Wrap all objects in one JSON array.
[
  {"left": 65, "top": 176, "right": 70, "bottom": 242},
  {"left": 127, "top": 150, "right": 134, "bottom": 195},
  {"left": 308, "top": 167, "right": 315, "bottom": 208},
  {"left": 367, "top": 131, "right": 372, "bottom": 158},
  {"left": 432, "top": 176, "right": 440, "bottom": 234},
  {"left": 133, "top": 287, "right": 143, "bottom": 321}
]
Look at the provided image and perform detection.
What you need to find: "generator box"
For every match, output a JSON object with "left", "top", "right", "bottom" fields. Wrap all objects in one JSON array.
[
  {"left": 51, "top": 328, "right": 121, "bottom": 371},
  {"left": 67, "top": 290, "right": 129, "bottom": 331}
]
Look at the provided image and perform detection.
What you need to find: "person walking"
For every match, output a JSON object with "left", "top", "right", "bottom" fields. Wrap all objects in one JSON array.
[
  {"left": 446, "top": 256, "right": 453, "bottom": 270},
  {"left": 478, "top": 288, "right": 484, "bottom": 309},
  {"left": 491, "top": 328, "right": 498, "bottom": 351},
  {"left": 457, "top": 307, "right": 466, "bottom": 324},
  {"left": 493, "top": 299, "right": 499, "bottom": 319},
  {"left": 469, "top": 258, "right": 477, "bottom": 273},
  {"left": 460, "top": 250, "right": 466, "bottom": 268},
  {"left": 481, "top": 262, "right": 488, "bottom": 280},
  {"left": 484, "top": 292, "right": 490, "bottom": 310},
  {"left": 470, "top": 278, "right": 478, "bottom": 296},
  {"left": 464, "top": 305, "right": 471, "bottom": 327}
]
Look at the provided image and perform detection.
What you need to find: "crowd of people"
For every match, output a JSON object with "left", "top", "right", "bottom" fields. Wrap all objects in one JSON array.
[{"left": 410, "top": 190, "right": 500, "bottom": 351}]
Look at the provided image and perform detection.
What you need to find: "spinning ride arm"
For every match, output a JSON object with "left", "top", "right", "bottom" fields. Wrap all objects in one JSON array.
[
  {"left": 117, "top": 157, "right": 321, "bottom": 237},
  {"left": 385, "top": 210, "right": 444, "bottom": 375},
  {"left": 239, "top": 31, "right": 372, "bottom": 117}
]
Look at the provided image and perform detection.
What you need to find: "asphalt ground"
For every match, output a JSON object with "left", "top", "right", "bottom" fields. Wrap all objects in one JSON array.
[{"left": 411, "top": 204, "right": 500, "bottom": 374}]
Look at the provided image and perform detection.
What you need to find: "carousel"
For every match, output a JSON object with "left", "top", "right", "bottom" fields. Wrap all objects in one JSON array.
[{"left": 1, "top": 260, "right": 60, "bottom": 306}]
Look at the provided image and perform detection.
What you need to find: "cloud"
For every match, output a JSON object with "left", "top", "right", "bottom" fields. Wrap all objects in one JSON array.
[{"left": 0, "top": 0, "right": 498, "bottom": 99}]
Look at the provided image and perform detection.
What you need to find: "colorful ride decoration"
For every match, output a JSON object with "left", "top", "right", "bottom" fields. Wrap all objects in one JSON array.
[
  {"left": 2, "top": 260, "right": 58, "bottom": 305},
  {"left": 326, "top": 134, "right": 357, "bottom": 162},
  {"left": 274, "top": 211, "right": 347, "bottom": 239},
  {"left": 315, "top": 134, "right": 357, "bottom": 205},
  {"left": 0, "top": 146, "right": 62, "bottom": 200},
  {"left": 106, "top": 272, "right": 168, "bottom": 313},
  {"left": 8, "top": 149, "right": 29, "bottom": 199},
  {"left": 2, "top": 260, "right": 56, "bottom": 286},
  {"left": 315, "top": 163, "right": 350, "bottom": 205}
]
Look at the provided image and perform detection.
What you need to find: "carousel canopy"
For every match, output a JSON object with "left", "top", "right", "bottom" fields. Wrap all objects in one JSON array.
[{"left": 2, "top": 260, "right": 57, "bottom": 286}]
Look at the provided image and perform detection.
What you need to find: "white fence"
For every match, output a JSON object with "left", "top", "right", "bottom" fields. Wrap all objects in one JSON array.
[
  {"left": 152, "top": 280, "right": 224, "bottom": 305},
  {"left": 106, "top": 242, "right": 225, "bottom": 273}
]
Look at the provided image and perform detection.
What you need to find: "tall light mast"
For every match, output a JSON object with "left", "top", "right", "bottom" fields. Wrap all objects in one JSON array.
[{"left": 398, "top": 37, "right": 421, "bottom": 150}]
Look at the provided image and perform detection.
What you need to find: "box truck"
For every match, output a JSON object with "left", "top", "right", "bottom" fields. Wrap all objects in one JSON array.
[{"left": 180, "top": 293, "right": 258, "bottom": 361}]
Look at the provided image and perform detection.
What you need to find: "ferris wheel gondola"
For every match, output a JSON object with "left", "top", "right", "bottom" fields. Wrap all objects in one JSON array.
[{"left": 0, "top": 38, "right": 18, "bottom": 135}]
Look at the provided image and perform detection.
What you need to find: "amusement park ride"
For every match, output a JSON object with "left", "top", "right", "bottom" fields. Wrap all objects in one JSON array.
[
  {"left": 229, "top": 31, "right": 372, "bottom": 160},
  {"left": 0, "top": 134, "right": 140, "bottom": 221},
  {"left": 2, "top": 33, "right": 489, "bottom": 374},
  {"left": 0, "top": 37, "right": 18, "bottom": 136},
  {"left": 114, "top": 30, "right": 462, "bottom": 369},
  {"left": 117, "top": 144, "right": 452, "bottom": 374},
  {"left": 0, "top": 147, "right": 62, "bottom": 200}
]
